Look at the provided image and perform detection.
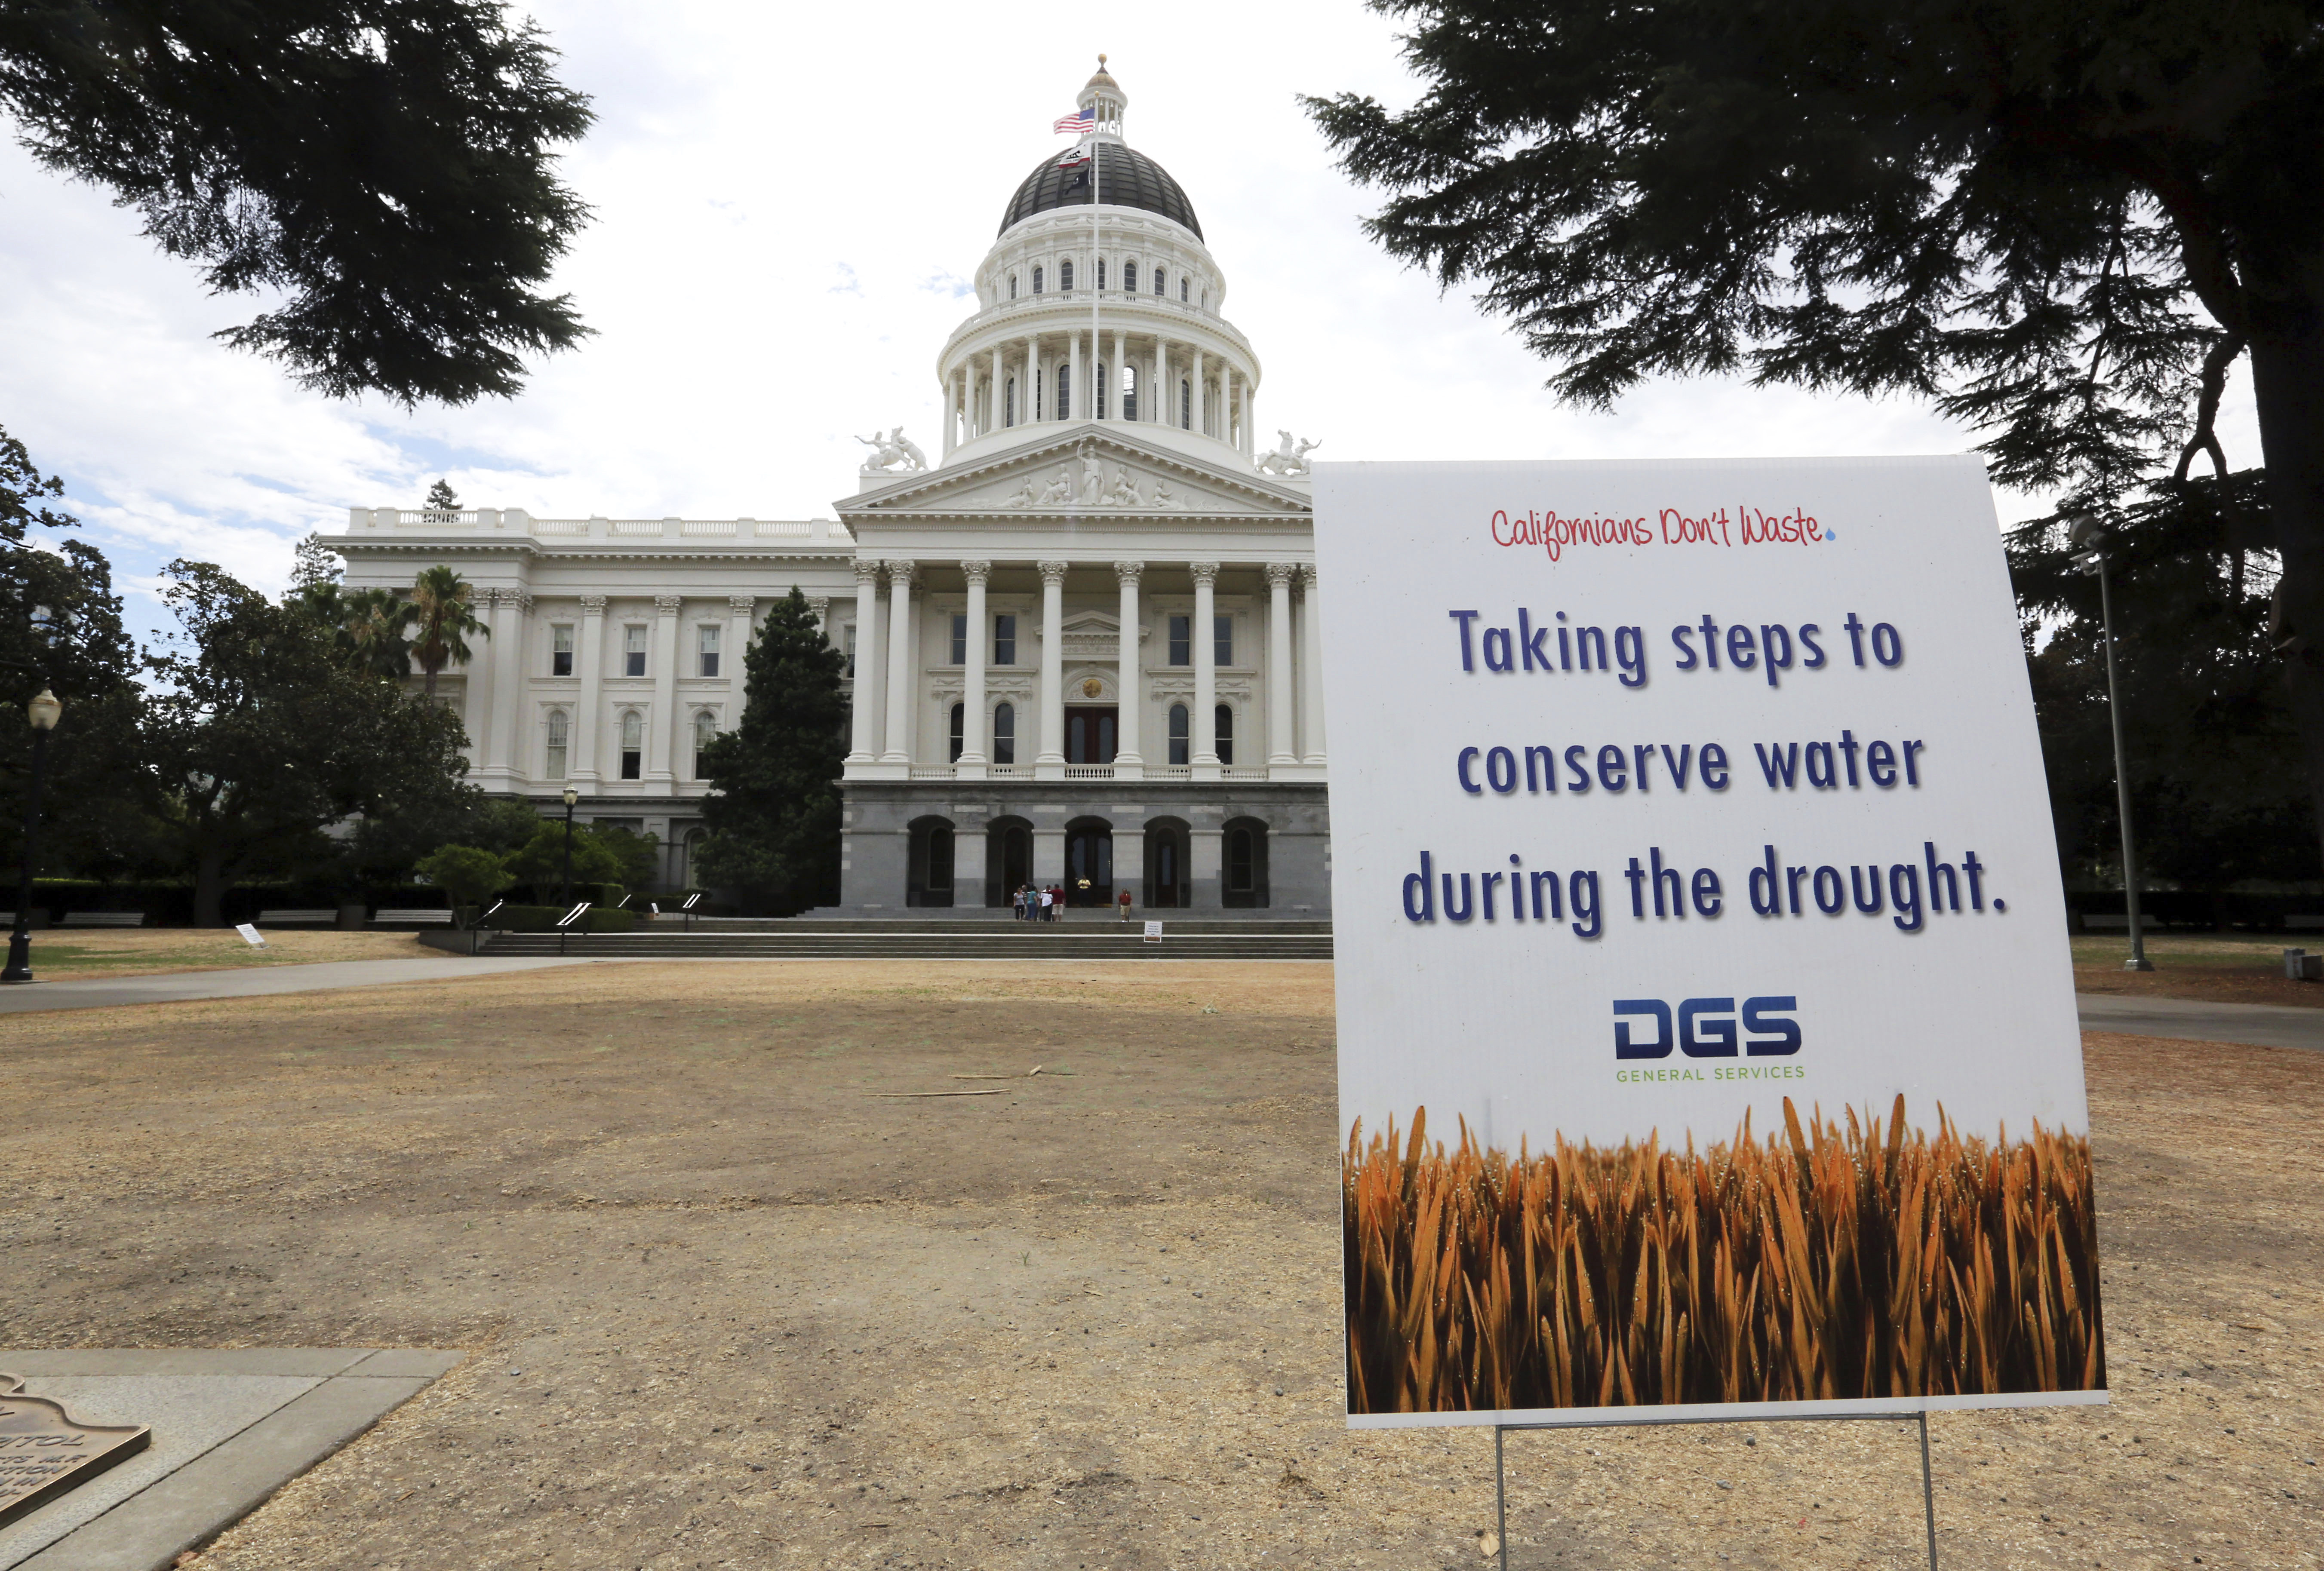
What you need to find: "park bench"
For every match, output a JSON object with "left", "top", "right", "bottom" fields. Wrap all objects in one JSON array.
[
  {"left": 255, "top": 908, "right": 338, "bottom": 926},
  {"left": 372, "top": 908, "right": 455, "bottom": 927},
  {"left": 59, "top": 911, "right": 145, "bottom": 928}
]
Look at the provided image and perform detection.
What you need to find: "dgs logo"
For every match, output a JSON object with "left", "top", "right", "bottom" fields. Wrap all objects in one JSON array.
[{"left": 1614, "top": 996, "right": 1801, "bottom": 1059}]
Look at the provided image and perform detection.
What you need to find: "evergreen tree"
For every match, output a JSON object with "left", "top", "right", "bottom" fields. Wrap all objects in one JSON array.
[
  {"left": 289, "top": 531, "right": 341, "bottom": 589},
  {"left": 424, "top": 479, "right": 461, "bottom": 512},
  {"left": 694, "top": 588, "right": 846, "bottom": 914}
]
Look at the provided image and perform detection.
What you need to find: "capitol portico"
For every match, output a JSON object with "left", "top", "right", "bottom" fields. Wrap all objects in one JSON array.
[{"left": 331, "top": 61, "right": 1331, "bottom": 913}]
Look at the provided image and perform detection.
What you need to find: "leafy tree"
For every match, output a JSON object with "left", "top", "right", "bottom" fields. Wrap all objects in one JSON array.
[
  {"left": 346, "top": 790, "right": 543, "bottom": 885},
  {"left": 1307, "top": 0, "right": 2324, "bottom": 869},
  {"left": 501, "top": 820, "right": 644, "bottom": 897},
  {"left": 289, "top": 532, "right": 341, "bottom": 590},
  {"left": 138, "top": 560, "right": 471, "bottom": 924},
  {"left": 2010, "top": 472, "right": 2317, "bottom": 889},
  {"left": 0, "top": 424, "right": 145, "bottom": 879},
  {"left": 407, "top": 564, "right": 486, "bottom": 698},
  {"left": 424, "top": 479, "right": 461, "bottom": 512},
  {"left": 413, "top": 843, "right": 511, "bottom": 925},
  {"left": 694, "top": 588, "right": 846, "bottom": 913},
  {"left": 340, "top": 587, "right": 417, "bottom": 680},
  {"left": 0, "top": 0, "right": 594, "bottom": 405}
]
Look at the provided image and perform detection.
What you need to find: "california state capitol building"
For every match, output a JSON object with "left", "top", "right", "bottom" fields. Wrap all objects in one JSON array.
[{"left": 331, "top": 62, "right": 1330, "bottom": 914}]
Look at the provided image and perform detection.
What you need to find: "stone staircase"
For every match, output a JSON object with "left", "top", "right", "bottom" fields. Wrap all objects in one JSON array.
[{"left": 475, "top": 915, "right": 1334, "bottom": 961}]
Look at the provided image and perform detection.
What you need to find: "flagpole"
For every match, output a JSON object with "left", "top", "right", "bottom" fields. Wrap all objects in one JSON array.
[{"left": 1091, "top": 93, "right": 1101, "bottom": 426}]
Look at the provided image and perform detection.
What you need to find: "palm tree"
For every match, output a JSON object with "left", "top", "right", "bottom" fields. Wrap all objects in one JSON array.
[
  {"left": 340, "top": 587, "right": 416, "bottom": 680},
  {"left": 407, "top": 565, "right": 489, "bottom": 698}
]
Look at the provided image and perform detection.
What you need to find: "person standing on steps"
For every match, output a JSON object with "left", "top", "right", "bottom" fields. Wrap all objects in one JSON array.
[{"left": 1118, "top": 888, "right": 1133, "bottom": 922}]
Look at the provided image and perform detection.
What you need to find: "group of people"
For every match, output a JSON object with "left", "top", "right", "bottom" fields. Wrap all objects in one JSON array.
[{"left": 1012, "top": 884, "right": 1068, "bottom": 922}]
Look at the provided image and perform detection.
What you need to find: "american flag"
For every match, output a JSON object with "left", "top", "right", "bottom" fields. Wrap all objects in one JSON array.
[{"left": 1053, "top": 107, "right": 1094, "bottom": 134}]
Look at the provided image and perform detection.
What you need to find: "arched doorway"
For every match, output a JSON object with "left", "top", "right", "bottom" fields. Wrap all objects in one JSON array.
[
  {"left": 1144, "top": 817, "right": 1190, "bottom": 908},
  {"left": 906, "top": 816, "right": 955, "bottom": 907},
  {"left": 1064, "top": 818, "right": 1113, "bottom": 905},
  {"left": 1222, "top": 816, "right": 1270, "bottom": 908},
  {"left": 984, "top": 816, "right": 1032, "bottom": 906}
]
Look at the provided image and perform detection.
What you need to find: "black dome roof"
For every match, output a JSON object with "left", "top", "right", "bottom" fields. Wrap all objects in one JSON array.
[{"left": 999, "top": 143, "right": 1202, "bottom": 239}]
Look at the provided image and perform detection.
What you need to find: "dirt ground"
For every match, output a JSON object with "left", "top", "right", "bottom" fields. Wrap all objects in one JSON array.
[
  {"left": 15, "top": 927, "right": 430, "bottom": 978},
  {"left": 2, "top": 960, "right": 2318, "bottom": 1571},
  {"left": 2071, "top": 933, "right": 2324, "bottom": 1008}
]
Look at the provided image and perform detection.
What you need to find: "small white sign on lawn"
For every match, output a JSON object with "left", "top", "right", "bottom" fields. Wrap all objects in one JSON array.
[{"left": 233, "top": 923, "right": 267, "bottom": 948}]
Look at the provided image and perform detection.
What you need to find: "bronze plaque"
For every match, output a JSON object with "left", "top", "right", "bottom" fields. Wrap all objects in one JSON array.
[{"left": 0, "top": 1374, "right": 151, "bottom": 1528}]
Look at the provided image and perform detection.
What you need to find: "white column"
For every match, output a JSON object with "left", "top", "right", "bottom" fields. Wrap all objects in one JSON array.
[
  {"left": 1112, "top": 328, "right": 1125, "bottom": 422},
  {"left": 1300, "top": 565, "right": 1327, "bottom": 764},
  {"left": 1194, "top": 348, "right": 1208, "bottom": 436},
  {"left": 486, "top": 589, "right": 527, "bottom": 781},
  {"left": 572, "top": 594, "right": 606, "bottom": 786},
  {"left": 1070, "top": 331, "right": 1083, "bottom": 420},
  {"left": 1036, "top": 558, "right": 1068, "bottom": 775},
  {"left": 943, "top": 371, "right": 957, "bottom": 457},
  {"left": 1245, "top": 384, "right": 1257, "bottom": 456},
  {"left": 845, "top": 560, "right": 882, "bottom": 764},
  {"left": 647, "top": 595, "right": 681, "bottom": 786},
  {"left": 1025, "top": 335, "right": 1039, "bottom": 423},
  {"left": 728, "top": 596, "right": 756, "bottom": 736},
  {"left": 880, "top": 560, "right": 916, "bottom": 763},
  {"left": 991, "top": 343, "right": 1004, "bottom": 432},
  {"left": 1265, "top": 564, "right": 1297, "bottom": 767},
  {"left": 1153, "top": 335, "right": 1168, "bottom": 424},
  {"left": 959, "top": 560, "right": 990, "bottom": 773},
  {"left": 1192, "top": 560, "right": 1220, "bottom": 777},
  {"left": 1114, "top": 561, "right": 1144, "bottom": 775}
]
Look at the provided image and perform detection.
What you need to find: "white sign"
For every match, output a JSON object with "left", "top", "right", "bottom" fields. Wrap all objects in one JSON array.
[
  {"left": 1317, "top": 457, "right": 2105, "bottom": 1428},
  {"left": 1144, "top": 921, "right": 1163, "bottom": 943},
  {"left": 233, "top": 923, "right": 266, "bottom": 948}
]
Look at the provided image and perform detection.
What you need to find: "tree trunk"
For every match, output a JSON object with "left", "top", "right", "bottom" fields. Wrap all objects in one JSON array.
[
  {"left": 193, "top": 842, "right": 230, "bottom": 928},
  {"left": 2243, "top": 261, "right": 2324, "bottom": 880}
]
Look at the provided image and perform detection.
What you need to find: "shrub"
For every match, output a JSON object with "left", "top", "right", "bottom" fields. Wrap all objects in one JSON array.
[{"left": 413, "top": 844, "right": 513, "bottom": 925}]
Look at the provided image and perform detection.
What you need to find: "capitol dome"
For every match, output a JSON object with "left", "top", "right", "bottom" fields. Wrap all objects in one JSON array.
[{"left": 999, "top": 142, "right": 1202, "bottom": 239}]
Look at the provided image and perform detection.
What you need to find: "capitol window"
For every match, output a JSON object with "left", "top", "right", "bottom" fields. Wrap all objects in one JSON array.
[
  {"left": 697, "top": 624, "right": 719, "bottom": 678},
  {"left": 623, "top": 624, "right": 647, "bottom": 677},
  {"left": 843, "top": 623, "right": 856, "bottom": 678},
  {"left": 1153, "top": 268, "right": 1165, "bottom": 296},
  {"left": 1215, "top": 614, "right": 1234, "bottom": 666},
  {"left": 993, "top": 614, "right": 1016, "bottom": 666},
  {"left": 1055, "top": 363, "right": 1071, "bottom": 420},
  {"left": 1168, "top": 614, "right": 1190, "bottom": 666},
  {"left": 550, "top": 623, "right": 573, "bottom": 676},
  {"left": 1060, "top": 259, "right": 1074, "bottom": 291},
  {"left": 1097, "top": 258, "right": 1107, "bottom": 291},
  {"left": 1033, "top": 265, "right": 1043, "bottom": 294},
  {"left": 1180, "top": 380, "right": 1191, "bottom": 429},
  {"left": 544, "top": 710, "right": 569, "bottom": 780},
  {"left": 948, "top": 703, "right": 965, "bottom": 763},
  {"left": 693, "top": 710, "right": 717, "bottom": 777},
  {"left": 1125, "top": 261, "right": 1138, "bottom": 293},
  {"left": 1096, "top": 361, "right": 1108, "bottom": 419},
  {"left": 619, "top": 710, "right": 644, "bottom": 779},
  {"left": 1008, "top": 273, "right": 1018, "bottom": 299},
  {"left": 1168, "top": 703, "right": 1190, "bottom": 767},
  {"left": 1005, "top": 377, "right": 1016, "bottom": 426},
  {"left": 993, "top": 702, "right": 1016, "bottom": 765},
  {"left": 1122, "top": 365, "right": 1138, "bottom": 422},
  {"left": 1180, "top": 277, "right": 1189, "bottom": 302},
  {"left": 1215, "top": 703, "right": 1235, "bottom": 766},
  {"left": 950, "top": 614, "right": 968, "bottom": 664}
]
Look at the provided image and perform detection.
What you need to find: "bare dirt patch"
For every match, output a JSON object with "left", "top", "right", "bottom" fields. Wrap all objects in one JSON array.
[{"left": 3, "top": 962, "right": 2316, "bottom": 1570}]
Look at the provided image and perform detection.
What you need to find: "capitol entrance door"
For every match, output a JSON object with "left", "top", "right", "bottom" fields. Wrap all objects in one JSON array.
[
  {"left": 1064, "top": 820, "right": 1113, "bottom": 906},
  {"left": 1064, "top": 706, "right": 1117, "bottom": 764}
]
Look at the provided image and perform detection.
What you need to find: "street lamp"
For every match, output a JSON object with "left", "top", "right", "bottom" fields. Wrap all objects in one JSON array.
[
  {"left": 560, "top": 785, "right": 580, "bottom": 908},
  {"left": 2069, "top": 516, "right": 2155, "bottom": 972},
  {"left": 4, "top": 688, "right": 63, "bottom": 984}
]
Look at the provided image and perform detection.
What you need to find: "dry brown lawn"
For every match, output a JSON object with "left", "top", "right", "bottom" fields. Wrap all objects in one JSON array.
[
  {"left": 15, "top": 927, "right": 430, "bottom": 979},
  {"left": 1, "top": 960, "right": 2316, "bottom": 1571}
]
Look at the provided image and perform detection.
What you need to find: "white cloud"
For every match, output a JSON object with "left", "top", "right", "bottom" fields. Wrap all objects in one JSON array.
[{"left": 0, "top": 0, "right": 2260, "bottom": 647}]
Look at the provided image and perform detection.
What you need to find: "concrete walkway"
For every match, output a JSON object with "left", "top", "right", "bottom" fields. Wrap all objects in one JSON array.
[
  {"left": 0, "top": 956, "right": 597, "bottom": 1016},
  {"left": 2076, "top": 991, "right": 2323, "bottom": 1051}
]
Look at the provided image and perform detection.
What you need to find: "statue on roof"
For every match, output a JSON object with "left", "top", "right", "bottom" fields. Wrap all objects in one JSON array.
[{"left": 1256, "top": 430, "right": 1321, "bottom": 477}]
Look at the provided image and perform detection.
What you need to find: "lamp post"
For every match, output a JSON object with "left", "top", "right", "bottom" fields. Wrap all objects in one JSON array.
[
  {"left": 4, "top": 688, "right": 63, "bottom": 984},
  {"left": 2069, "top": 517, "right": 2155, "bottom": 972},
  {"left": 560, "top": 785, "right": 580, "bottom": 908}
]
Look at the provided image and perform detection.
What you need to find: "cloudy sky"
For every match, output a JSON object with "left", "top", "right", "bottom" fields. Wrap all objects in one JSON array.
[{"left": 0, "top": 1, "right": 2260, "bottom": 645}]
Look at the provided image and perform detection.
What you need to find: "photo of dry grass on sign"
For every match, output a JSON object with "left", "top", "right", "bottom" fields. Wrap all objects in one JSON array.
[{"left": 1343, "top": 1096, "right": 2105, "bottom": 1415}]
